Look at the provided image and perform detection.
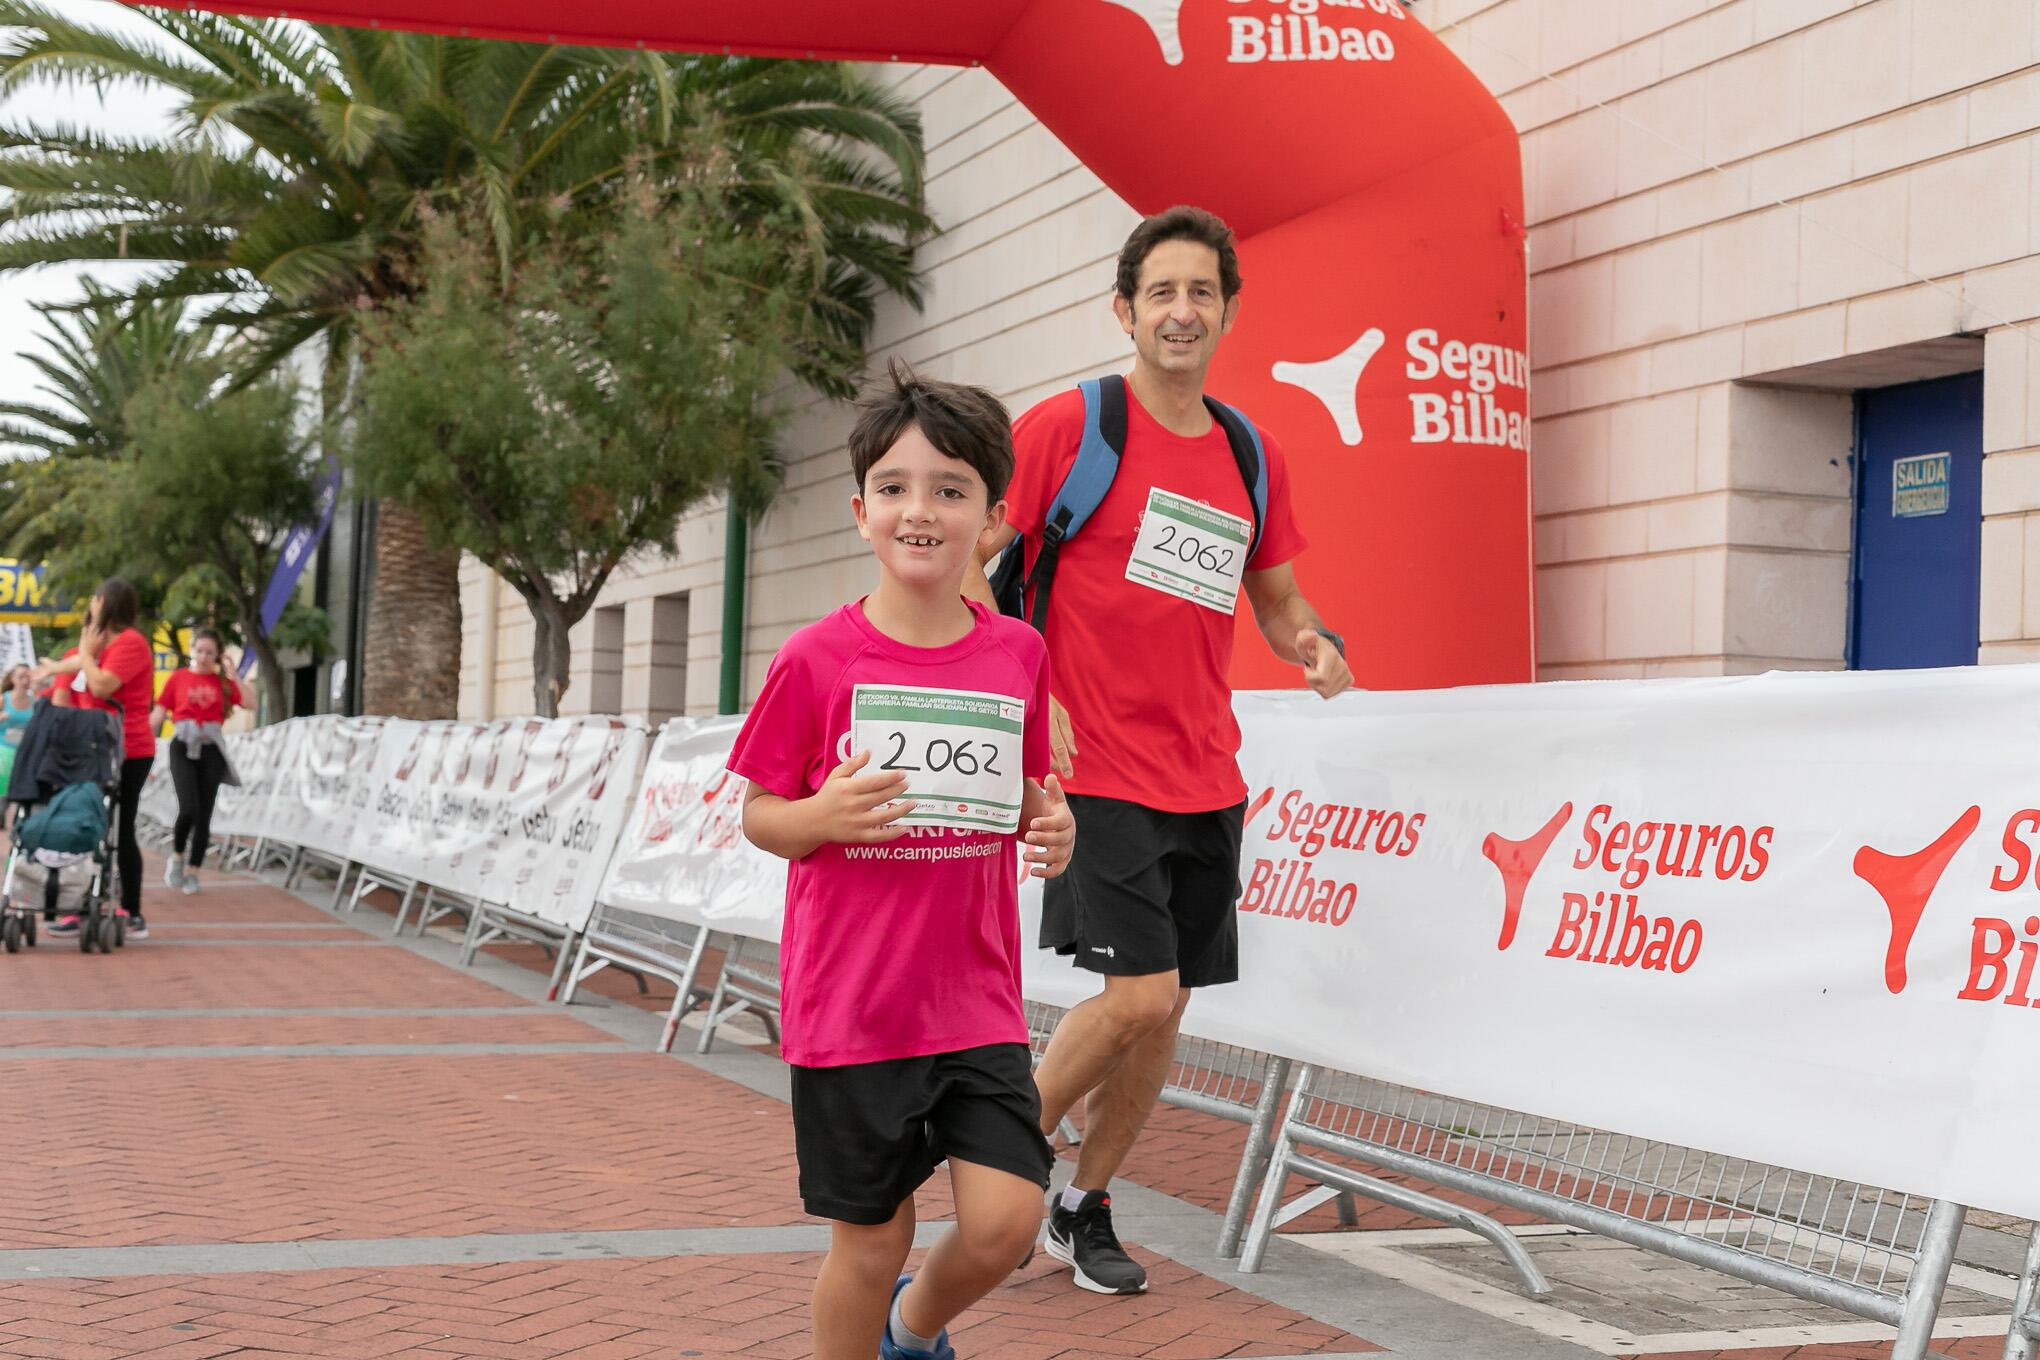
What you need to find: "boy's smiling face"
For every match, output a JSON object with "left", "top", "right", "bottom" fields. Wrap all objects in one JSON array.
[{"left": 853, "top": 424, "right": 1006, "bottom": 593}]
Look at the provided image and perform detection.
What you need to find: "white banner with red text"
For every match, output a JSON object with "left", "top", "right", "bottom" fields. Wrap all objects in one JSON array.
[
  {"left": 194, "top": 713, "right": 647, "bottom": 933},
  {"left": 581, "top": 669, "right": 2040, "bottom": 1220}
]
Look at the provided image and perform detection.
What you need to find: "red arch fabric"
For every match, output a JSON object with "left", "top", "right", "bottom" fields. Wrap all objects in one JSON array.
[{"left": 133, "top": 0, "right": 1533, "bottom": 688}]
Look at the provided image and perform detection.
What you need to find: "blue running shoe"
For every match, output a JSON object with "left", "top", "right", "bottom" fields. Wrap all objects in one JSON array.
[
  {"left": 46, "top": 915, "right": 80, "bottom": 937},
  {"left": 877, "top": 1275, "right": 955, "bottom": 1360}
]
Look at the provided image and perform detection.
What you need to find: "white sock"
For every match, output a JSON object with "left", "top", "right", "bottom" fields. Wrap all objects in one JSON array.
[
  {"left": 1059, "top": 1185, "right": 1092, "bottom": 1212},
  {"left": 889, "top": 1288, "right": 938, "bottom": 1353}
]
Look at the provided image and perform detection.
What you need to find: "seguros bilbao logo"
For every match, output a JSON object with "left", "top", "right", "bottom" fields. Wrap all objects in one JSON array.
[
  {"left": 1236, "top": 784, "right": 1425, "bottom": 927},
  {"left": 1853, "top": 805, "right": 2040, "bottom": 1007},
  {"left": 1272, "top": 327, "right": 1529, "bottom": 451},
  {"left": 1101, "top": 0, "right": 1404, "bottom": 67},
  {"left": 1481, "top": 803, "right": 1776, "bottom": 976}
]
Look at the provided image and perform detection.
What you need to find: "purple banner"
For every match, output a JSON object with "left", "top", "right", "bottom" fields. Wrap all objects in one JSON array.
[{"left": 240, "top": 464, "right": 340, "bottom": 677}]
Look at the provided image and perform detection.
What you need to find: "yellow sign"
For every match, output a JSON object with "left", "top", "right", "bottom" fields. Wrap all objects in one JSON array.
[{"left": 0, "top": 559, "right": 81, "bottom": 626}]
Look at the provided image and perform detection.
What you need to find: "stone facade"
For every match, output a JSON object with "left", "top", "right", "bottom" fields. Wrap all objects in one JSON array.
[{"left": 457, "top": 0, "right": 2040, "bottom": 716}]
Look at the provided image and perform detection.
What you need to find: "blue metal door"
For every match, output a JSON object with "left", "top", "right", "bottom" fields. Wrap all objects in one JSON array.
[{"left": 1850, "top": 371, "right": 1983, "bottom": 669}]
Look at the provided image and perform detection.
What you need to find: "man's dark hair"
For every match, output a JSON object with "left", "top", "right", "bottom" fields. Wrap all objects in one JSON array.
[
  {"left": 93, "top": 577, "right": 139, "bottom": 632},
  {"left": 1115, "top": 205, "right": 1243, "bottom": 303},
  {"left": 849, "top": 359, "right": 1015, "bottom": 503}
]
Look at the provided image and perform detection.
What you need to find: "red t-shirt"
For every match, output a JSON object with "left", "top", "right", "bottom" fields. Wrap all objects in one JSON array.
[
  {"left": 77, "top": 629, "right": 156, "bottom": 759},
  {"left": 1005, "top": 385, "right": 1306, "bottom": 812},
  {"left": 159, "top": 668, "right": 242, "bottom": 725}
]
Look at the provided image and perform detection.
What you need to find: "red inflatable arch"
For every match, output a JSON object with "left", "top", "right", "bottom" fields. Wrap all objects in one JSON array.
[{"left": 139, "top": 0, "right": 1533, "bottom": 689}]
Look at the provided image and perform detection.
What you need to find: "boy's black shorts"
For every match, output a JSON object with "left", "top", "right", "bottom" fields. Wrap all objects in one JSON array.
[
  {"left": 1041, "top": 794, "right": 1246, "bottom": 987},
  {"left": 789, "top": 1042, "right": 1052, "bottom": 1225}
]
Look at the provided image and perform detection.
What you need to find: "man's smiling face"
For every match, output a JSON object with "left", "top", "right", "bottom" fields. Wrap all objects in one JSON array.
[{"left": 1115, "top": 237, "right": 1239, "bottom": 382}]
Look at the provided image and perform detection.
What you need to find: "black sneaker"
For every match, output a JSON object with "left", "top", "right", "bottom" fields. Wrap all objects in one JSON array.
[{"left": 1044, "top": 1188, "right": 1147, "bottom": 1294}]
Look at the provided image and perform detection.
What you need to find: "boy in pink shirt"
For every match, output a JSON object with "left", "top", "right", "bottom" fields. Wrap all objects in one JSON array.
[{"left": 731, "top": 365, "right": 1075, "bottom": 1360}]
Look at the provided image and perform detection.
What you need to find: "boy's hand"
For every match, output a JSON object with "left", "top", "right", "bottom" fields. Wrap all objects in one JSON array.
[
  {"left": 1023, "top": 774, "right": 1074, "bottom": 878},
  {"left": 813, "top": 749, "right": 915, "bottom": 844}
]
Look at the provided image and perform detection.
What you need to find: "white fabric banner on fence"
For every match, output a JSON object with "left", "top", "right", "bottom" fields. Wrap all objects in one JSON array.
[
  {"left": 586, "top": 668, "right": 2040, "bottom": 1220},
  {"left": 340, "top": 715, "right": 648, "bottom": 932},
  {"left": 595, "top": 716, "right": 786, "bottom": 943}
]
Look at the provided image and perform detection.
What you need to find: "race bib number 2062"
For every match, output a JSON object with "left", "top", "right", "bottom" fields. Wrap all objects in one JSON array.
[
  {"left": 850, "top": 685, "right": 1026, "bottom": 834},
  {"left": 1125, "top": 487, "right": 1252, "bottom": 614}
]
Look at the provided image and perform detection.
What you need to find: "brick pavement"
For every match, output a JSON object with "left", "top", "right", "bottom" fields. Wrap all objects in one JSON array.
[{"left": 0, "top": 850, "right": 1385, "bottom": 1359}]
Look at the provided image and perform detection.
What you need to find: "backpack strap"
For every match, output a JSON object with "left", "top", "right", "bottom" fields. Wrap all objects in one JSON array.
[
  {"left": 1019, "top": 376, "right": 1127, "bottom": 630},
  {"left": 1203, "top": 396, "right": 1268, "bottom": 565}
]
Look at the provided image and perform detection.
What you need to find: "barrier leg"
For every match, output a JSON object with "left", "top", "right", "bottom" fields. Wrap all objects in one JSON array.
[
  {"left": 329, "top": 861, "right": 355, "bottom": 912},
  {"left": 657, "top": 928, "right": 715, "bottom": 1052},
  {"left": 544, "top": 931, "right": 578, "bottom": 1001},
  {"left": 282, "top": 845, "right": 304, "bottom": 889},
  {"left": 457, "top": 902, "right": 490, "bottom": 966},
  {"left": 2002, "top": 1223, "right": 2040, "bottom": 1360},
  {"left": 1238, "top": 1065, "right": 1312, "bottom": 1274},
  {"left": 559, "top": 932, "right": 600, "bottom": 1007},
  {"left": 1890, "top": 1199, "right": 1963, "bottom": 1360},
  {"left": 1218, "top": 1055, "right": 1292, "bottom": 1258},
  {"left": 389, "top": 879, "right": 419, "bottom": 935}
]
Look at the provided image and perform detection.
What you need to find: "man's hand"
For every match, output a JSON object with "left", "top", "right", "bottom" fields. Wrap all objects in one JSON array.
[
  {"left": 1048, "top": 694, "right": 1077, "bottom": 778},
  {"left": 1022, "top": 774, "right": 1075, "bottom": 878},
  {"left": 1297, "top": 629, "right": 1353, "bottom": 699},
  {"left": 809, "top": 750, "right": 916, "bottom": 845}
]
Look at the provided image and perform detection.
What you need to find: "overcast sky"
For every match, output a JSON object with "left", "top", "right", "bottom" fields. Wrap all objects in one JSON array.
[{"left": 0, "top": 2, "right": 186, "bottom": 414}]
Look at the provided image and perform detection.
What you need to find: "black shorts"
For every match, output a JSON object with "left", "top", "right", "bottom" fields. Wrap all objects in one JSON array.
[
  {"left": 1041, "top": 794, "right": 1245, "bottom": 987},
  {"left": 788, "top": 1042, "right": 1053, "bottom": 1225}
]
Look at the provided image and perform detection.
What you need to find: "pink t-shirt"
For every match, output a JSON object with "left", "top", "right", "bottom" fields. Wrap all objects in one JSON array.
[{"left": 728, "top": 599, "right": 1051, "bottom": 1068}]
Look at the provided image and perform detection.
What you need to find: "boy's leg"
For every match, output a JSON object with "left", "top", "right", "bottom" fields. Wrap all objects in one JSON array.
[
  {"left": 900, "top": 1158, "right": 1045, "bottom": 1339},
  {"left": 814, "top": 1198, "right": 916, "bottom": 1360}
]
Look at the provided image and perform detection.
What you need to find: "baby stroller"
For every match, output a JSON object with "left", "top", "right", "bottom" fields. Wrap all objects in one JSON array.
[{"left": 1, "top": 701, "right": 126, "bottom": 954}]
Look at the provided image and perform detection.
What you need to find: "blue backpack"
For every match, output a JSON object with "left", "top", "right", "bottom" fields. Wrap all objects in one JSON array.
[
  {"left": 17, "top": 781, "right": 108, "bottom": 857},
  {"left": 991, "top": 375, "right": 1269, "bottom": 631}
]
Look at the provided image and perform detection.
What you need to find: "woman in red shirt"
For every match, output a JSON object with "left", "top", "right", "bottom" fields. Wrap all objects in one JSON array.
[
  {"left": 150, "top": 628, "right": 243, "bottom": 895},
  {"left": 33, "top": 578, "right": 158, "bottom": 938}
]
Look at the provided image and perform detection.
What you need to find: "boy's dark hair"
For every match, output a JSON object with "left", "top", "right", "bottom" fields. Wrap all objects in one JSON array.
[
  {"left": 93, "top": 577, "right": 139, "bottom": 632},
  {"left": 1115, "top": 205, "right": 1243, "bottom": 303},
  {"left": 849, "top": 359, "right": 1015, "bottom": 503}
]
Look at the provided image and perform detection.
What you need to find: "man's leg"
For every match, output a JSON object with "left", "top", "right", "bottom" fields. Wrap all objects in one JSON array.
[
  {"left": 1033, "top": 970, "right": 1180, "bottom": 1135},
  {"left": 813, "top": 1199, "right": 916, "bottom": 1360},
  {"left": 899, "top": 1158, "right": 1043, "bottom": 1339},
  {"left": 1071, "top": 986, "right": 1190, "bottom": 1190}
]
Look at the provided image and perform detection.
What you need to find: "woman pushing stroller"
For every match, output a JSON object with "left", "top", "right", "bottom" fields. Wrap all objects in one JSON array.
[
  {"left": 33, "top": 578, "right": 157, "bottom": 939},
  {"left": 152, "top": 628, "right": 242, "bottom": 895}
]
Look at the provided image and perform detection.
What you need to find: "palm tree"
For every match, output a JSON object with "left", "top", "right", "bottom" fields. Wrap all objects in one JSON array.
[
  {"left": 0, "top": 5, "right": 929, "bottom": 716},
  {"left": 0, "top": 286, "right": 210, "bottom": 592}
]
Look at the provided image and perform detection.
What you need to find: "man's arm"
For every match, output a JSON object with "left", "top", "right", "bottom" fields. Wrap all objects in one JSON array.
[
  {"left": 1243, "top": 562, "right": 1354, "bottom": 698},
  {"left": 962, "top": 522, "right": 1019, "bottom": 608}
]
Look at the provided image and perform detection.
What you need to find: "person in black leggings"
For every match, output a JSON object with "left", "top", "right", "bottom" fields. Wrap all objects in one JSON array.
[
  {"left": 153, "top": 628, "right": 243, "bottom": 892},
  {"left": 34, "top": 578, "right": 158, "bottom": 938}
]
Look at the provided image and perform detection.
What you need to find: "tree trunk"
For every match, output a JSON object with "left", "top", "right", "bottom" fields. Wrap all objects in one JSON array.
[
  {"left": 527, "top": 591, "right": 572, "bottom": 719},
  {"left": 360, "top": 499, "right": 462, "bottom": 718},
  {"left": 246, "top": 628, "right": 289, "bottom": 722}
]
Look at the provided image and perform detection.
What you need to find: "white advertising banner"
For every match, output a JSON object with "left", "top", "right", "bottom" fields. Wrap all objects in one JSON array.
[
  {"left": 340, "top": 714, "right": 647, "bottom": 932},
  {"left": 596, "top": 716, "right": 786, "bottom": 942},
  {"left": 584, "top": 670, "right": 2040, "bottom": 1220}
]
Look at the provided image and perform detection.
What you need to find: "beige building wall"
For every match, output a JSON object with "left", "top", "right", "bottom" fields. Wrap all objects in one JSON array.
[
  {"left": 1427, "top": 0, "right": 2040, "bottom": 676},
  {"left": 460, "top": 0, "right": 2040, "bottom": 717}
]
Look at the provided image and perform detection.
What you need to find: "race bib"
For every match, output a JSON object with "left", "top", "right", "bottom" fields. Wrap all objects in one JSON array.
[
  {"left": 1125, "top": 487, "right": 1252, "bottom": 614},
  {"left": 851, "top": 685, "right": 1026, "bottom": 834}
]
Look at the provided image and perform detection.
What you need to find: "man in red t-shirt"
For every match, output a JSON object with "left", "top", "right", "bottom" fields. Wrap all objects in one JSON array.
[{"left": 968, "top": 207, "right": 1352, "bottom": 1297}]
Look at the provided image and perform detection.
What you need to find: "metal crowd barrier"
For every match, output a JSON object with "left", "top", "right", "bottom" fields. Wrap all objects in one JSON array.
[
  {"left": 459, "top": 899, "right": 577, "bottom": 998},
  {"left": 1241, "top": 1063, "right": 1967, "bottom": 1360},
  {"left": 561, "top": 904, "right": 719, "bottom": 1053},
  {"left": 1020, "top": 1001, "right": 1354, "bottom": 1256},
  {"left": 696, "top": 935, "right": 781, "bottom": 1053},
  {"left": 2008, "top": 1224, "right": 2040, "bottom": 1360}
]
